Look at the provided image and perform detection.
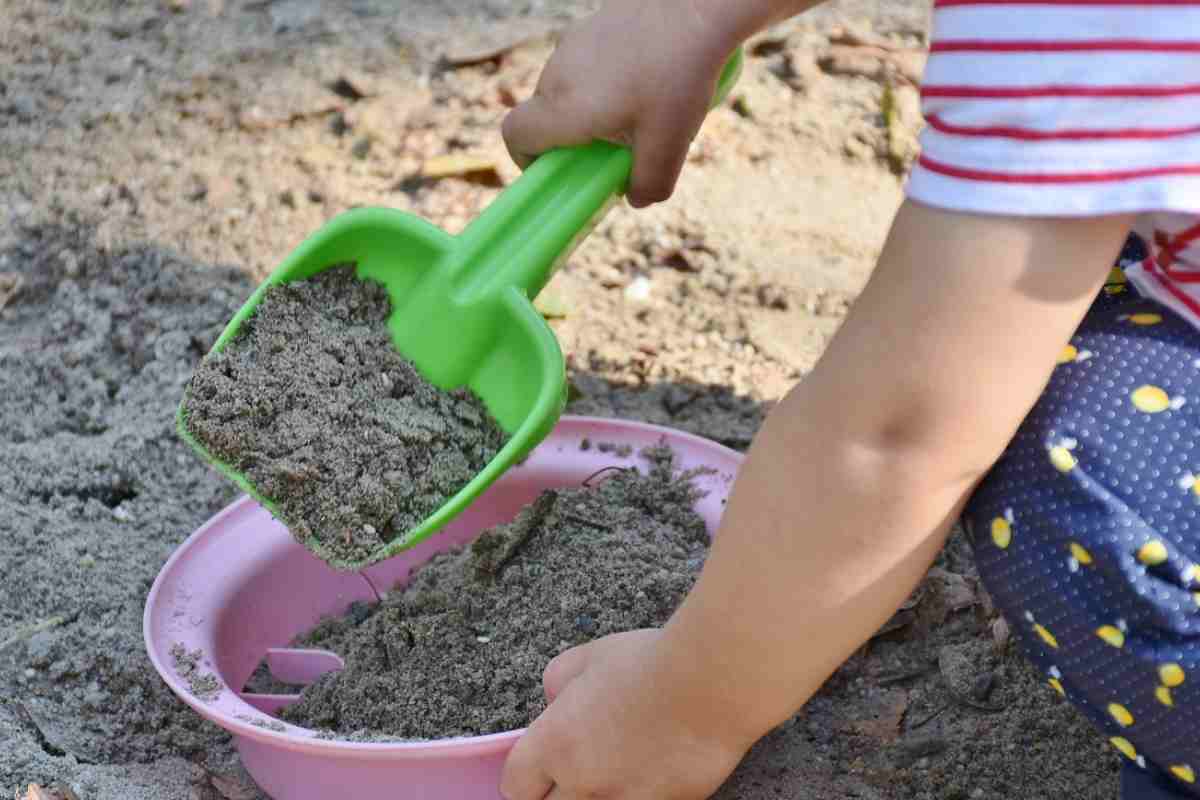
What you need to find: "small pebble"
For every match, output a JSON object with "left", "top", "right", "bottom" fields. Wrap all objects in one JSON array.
[
  {"left": 756, "top": 283, "right": 789, "bottom": 310},
  {"left": 347, "top": 601, "right": 373, "bottom": 625},
  {"left": 971, "top": 671, "right": 996, "bottom": 701},
  {"left": 59, "top": 249, "right": 81, "bottom": 278},
  {"left": 363, "top": 524, "right": 376, "bottom": 536},
  {"left": 623, "top": 276, "right": 652, "bottom": 304}
]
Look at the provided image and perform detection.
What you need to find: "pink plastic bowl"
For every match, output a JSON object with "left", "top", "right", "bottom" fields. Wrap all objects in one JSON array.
[{"left": 144, "top": 416, "right": 743, "bottom": 800}]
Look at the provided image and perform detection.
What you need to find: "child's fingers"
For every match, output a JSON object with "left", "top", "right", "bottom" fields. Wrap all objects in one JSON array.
[
  {"left": 502, "top": 95, "right": 598, "bottom": 169},
  {"left": 499, "top": 722, "right": 556, "bottom": 800},
  {"left": 627, "top": 116, "right": 693, "bottom": 208},
  {"left": 542, "top": 642, "right": 592, "bottom": 702}
]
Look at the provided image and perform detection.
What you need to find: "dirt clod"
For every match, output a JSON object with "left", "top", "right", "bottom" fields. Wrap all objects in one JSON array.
[
  {"left": 595, "top": 441, "right": 633, "bottom": 458},
  {"left": 182, "top": 265, "right": 508, "bottom": 569},
  {"left": 170, "top": 644, "right": 221, "bottom": 703}
]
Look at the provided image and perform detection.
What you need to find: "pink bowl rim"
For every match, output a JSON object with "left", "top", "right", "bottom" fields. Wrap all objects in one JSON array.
[{"left": 143, "top": 414, "right": 744, "bottom": 759}]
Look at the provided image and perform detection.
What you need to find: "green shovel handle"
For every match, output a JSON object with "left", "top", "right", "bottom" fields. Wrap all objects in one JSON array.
[{"left": 449, "top": 47, "right": 744, "bottom": 302}]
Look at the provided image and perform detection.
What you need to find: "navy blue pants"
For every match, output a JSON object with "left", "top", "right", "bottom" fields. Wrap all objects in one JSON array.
[{"left": 965, "top": 236, "right": 1200, "bottom": 799}]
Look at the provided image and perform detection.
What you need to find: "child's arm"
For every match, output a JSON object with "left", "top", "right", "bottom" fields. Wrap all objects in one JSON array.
[
  {"left": 502, "top": 200, "right": 1133, "bottom": 800},
  {"left": 500, "top": 3, "right": 1137, "bottom": 799},
  {"left": 655, "top": 202, "right": 1133, "bottom": 735}
]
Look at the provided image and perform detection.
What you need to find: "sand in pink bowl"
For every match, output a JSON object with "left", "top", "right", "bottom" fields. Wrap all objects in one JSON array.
[{"left": 144, "top": 416, "right": 743, "bottom": 800}]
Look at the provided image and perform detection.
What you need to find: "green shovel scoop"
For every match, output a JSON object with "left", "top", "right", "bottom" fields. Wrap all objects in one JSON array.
[{"left": 178, "top": 49, "right": 743, "bottom": 566}]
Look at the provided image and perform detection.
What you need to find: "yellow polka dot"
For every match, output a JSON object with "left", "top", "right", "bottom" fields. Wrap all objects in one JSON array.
[
  {"left": 1111, "top": 737, "right": 1138, "bottom": 760},
  {"left": 1156, "top": 685, "right": 1175, "bottom": 707},
  {"left": 1069, "top": 542, "right": 1093, "bottom": 565},
  {"left": 1132, "top": 385, "right": 1172, "bottom": 413},
  {"left": 1108, "top": 703, "right": 1134, "bottom": 727},
  {"left": 991, "top": 517, "right": 1012, "bottom": 549},
  {"left": 1048, "top": 678, "right": 1065, "bottom": 696},
  {"left": 1058, "top": 344, "right": 1078, "bottom": 364},
  {"left": 1035, "top": 624, "right": 1059, "bottom": 649},
  {"left": 1138, "top": 540, "right": 1169, "bottom": 566},
  {"left": 1172, "top": 765, "right": 1196, "bottom": 784},
  {"left": 1160, "top": 663, "right": 1186, "bottom": 688},
  {"left": 1109, "top": 267, "right": 1128, "bottom": 284},
  {"left": 1097, "top": 625, "right": 1125, "bottom": 648},
  {"left": 1129, "top": 313, "right": 1163, "bottom": 326},
  {"left": 1105, "top": 284, "right": 1127, "bottom": 295},
  {"left": 1050, "top": 446, "right": 1077, "bottom": 473}
]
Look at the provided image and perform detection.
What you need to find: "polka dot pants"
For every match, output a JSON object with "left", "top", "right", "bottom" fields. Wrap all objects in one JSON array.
[{"left": 965, "top": 235, "right": 1200, "bottom": 799}]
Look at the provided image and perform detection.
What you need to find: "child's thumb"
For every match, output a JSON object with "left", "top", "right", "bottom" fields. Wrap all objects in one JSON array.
[
  {"left": 502, "top": 95, "right": 600, "bottom": 170},
  {"left": 542, "top": 642, "right": 593, "bottom": 703}
]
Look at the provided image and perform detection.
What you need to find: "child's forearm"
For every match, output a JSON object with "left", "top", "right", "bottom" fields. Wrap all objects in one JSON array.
[
  {"left": 659, "top": 385, "right": 975, "bottom": 742},
  {"left": 643, "top": 203, "right": 1133, "bottom": 747},
  {"left": 657, "top": 353, "right": 968, "bottom": 742}
]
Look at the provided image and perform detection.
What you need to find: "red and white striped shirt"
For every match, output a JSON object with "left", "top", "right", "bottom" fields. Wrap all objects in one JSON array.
[{"left": 905, "top": 0, "right": 1200, "bottom": 326}]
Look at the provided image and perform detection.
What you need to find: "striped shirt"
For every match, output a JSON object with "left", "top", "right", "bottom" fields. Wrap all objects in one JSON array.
[{"left": 904, "top": 0, "right": 1200, "bottom": 327}]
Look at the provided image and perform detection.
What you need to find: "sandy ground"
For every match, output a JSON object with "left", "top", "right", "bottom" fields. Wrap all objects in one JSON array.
[{"left": 1, "top": 0, "right": 1121, "bottom": 798}]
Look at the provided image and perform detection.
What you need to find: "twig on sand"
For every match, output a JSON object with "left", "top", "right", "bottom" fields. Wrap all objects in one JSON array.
[
  {"left": 909, "top": 702, "right": 949, "bottom": 730},
  {"left": 581, "top": 465, "right": 635, "bottom": 488}
]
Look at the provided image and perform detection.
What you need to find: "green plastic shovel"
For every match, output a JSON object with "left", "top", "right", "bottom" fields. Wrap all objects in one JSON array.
[{"left": 178, "top": 49, "right": 743, "bottom": 566}]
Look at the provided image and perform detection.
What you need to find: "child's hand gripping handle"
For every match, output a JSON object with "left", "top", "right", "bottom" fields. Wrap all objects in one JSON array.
[{"left": 449, "top": 48, "right": 744, "bottom": 302}]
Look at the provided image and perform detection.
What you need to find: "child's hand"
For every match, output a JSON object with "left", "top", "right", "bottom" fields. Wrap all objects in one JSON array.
[
  {"left": 502, "top": 0, "right": 739, "bottom": 207},
  {"left": 499, "top": 629, "right": 750, "bottom": 800}
]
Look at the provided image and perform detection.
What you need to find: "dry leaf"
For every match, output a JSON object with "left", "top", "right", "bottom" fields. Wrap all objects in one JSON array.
[
  {"left": 420, "top": 154, "right": 502, "bottom": 186},
  {"left": 21, "top": 785, "right": 68, "bottom": 800},
  {"left": 0, "top": 272, "right": 24, "bottom": 311},
  {"left": 209, "top": 773, "right": 258, "bottom": 800},
  {"left": 534, "top": 289, "right": 571, "bottom": 319}
]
